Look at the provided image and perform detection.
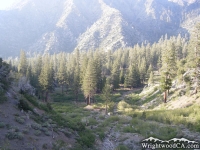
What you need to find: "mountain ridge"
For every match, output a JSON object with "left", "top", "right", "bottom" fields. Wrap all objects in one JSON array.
[{"left": 0, "top": 0, "right": 200, "bottom": 57}]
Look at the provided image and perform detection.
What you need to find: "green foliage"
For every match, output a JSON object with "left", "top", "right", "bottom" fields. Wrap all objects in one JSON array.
[
  {"left": 126, "top": 63, "right": 141, "bottom": 88},
  {"left": 15, "top": 117, "right": 25, "bottom": 124},
  {"left": 148, "top": 71, "right": 154, "bottom": 85},
  {"left": 18, "top": 98, "right": 32, "bottom": 112},
  {"left": 0, "top": 91, "right": 7, "bottom": 104},
  {"left": 98, "top": 131, "right": 105, "bottom": 141},
  {"left": 34, "top": 130, "right": 42, "bottom": 136},
  {"left": 52, "top": 140, "right": 67, "bottom": 150},
  {"left": 6, "top": 131, "right": 24, "bottom": 140},
  {"left": 0, "top": 122, "right": 5, "bottom": 128},
  {"left": 160, "top": 75, "right": 172, "bottom": 92},
  {"left": 76, "top": 129, "right": 95, "bottom": 148},
  {"left": 144, "top": 105, "right": 200, "bottom": 132},
  {"left": 31, "top": 123, "right": 42, "bottom": 130},
  {"left": 82, "top": 58, "right": 97, "bottom": 104},
  {"left": 24, "top": 94, "right": 52, "bottom": 112},
  {"left": 111, "top": 60, "right": 120, "bottom": 90},
  {"left": 18, "top": 50, "right": 27, "bottom": 75}
]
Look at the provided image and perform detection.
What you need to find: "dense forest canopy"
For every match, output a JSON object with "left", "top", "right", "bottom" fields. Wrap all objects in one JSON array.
[{"left": 6, "top": 23, "right": 200, "bottom": 104}]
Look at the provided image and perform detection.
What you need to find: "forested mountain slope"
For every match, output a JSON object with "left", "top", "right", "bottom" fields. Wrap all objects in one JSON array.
[{"left": 0, "top": 0, "right": 200, "bottom": 57}]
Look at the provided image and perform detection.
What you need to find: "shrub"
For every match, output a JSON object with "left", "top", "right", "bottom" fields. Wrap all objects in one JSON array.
[
  {"left": 44, "top": 131, "right": 51, "bottom": 136},
  {"left": 0, "top": 122, "right": 5, "bottom": 128},
  {"left": 6, "top": 131, "right": 24, "bottom": 140},
  {"left": 18, "top": 98, "right": 32, "bottom": 112},
  {"left": 15, "top": 117, "right": 25, "bottom": 124},
  {"left": 77, "top": 130, "right": 95, "bottom": 148},
  {"left": 22, "top": 128, "right": 29, "bottom": 134},
  {"left": 34, "top": 130, "right": 42, "bottom": 136},
  {"left": 31, "top": 123, "right": 42, "bottom": 130},
  {"left": 0, "top": 91, "right": 7, "bottom": 104},
  {"left": 98, "top": 132, "right": 105, "bottom": 141}
]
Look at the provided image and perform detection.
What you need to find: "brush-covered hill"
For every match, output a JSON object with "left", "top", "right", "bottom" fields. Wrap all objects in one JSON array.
[{"left": 0, "top": 0, "right": 200, "bottom": 57}]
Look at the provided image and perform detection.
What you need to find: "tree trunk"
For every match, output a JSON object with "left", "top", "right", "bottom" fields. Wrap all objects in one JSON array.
[
  {"left": 61, "top": 84, "right": 63, "bottom": 94},
  {"left": 164, "top": 91, "right": 167, "bottom": 103},
  {"left": 88, "top": 95, "right": 91, "bottom": 105},
  {"left": 105, "top": 103, "right": 107, "bottom": 115}
]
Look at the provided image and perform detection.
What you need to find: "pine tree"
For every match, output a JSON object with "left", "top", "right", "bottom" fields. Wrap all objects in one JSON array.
[
  {"left": 94, "top": 50, "right": 103, "bottom": 92},
  {"left": 82, "top": 58, "right": 97, "bottom": 105},
  {"left": 111, "top": 60, "right": 120, "bottom": 90},
  {"left": 124, "top": 63, "right": 141, "bottom": 88},
  {"left": 18, "top": 50, "right": 27, "bottom": 76},
  {"left": 160, "top": 42, "right": 177, "bottom": 102},
  {"left": 148, "top": 71, "right": 154, "bottom": 86},
  {"left": 119, "top": 69, "right": 125, "bottom": 84},
  {"left": 187, "top": 23, "right": 200, "bottom": 93},
  {"left": 139, "top": 57, "right": 147, "bottom": 84},
  {"left": 101, "top": 81, "right": 112, "bottom": 115},
  {"left": 39, "top": 55, "right": 54, "bottom": 102},
  {"left": 57, "top": 53, "right": 66, "bottom": 94},
  {"left": 160, "top": 72, "right": 172, "bottom": 103},
  {"left": 72, "top": 49, "right": 80, "bottom": 101}
]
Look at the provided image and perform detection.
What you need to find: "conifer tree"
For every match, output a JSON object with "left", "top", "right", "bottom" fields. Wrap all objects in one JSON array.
[
  {"left": 124, "top": 63, "right": 140, "bottom": 88},
  {"left": 139, "top": 57, "right": 147, "bottom": 84},
  {"left": 101, "top": 80, "right": 112, "bottom": 115},
  {"left": 160, "top": 72, "right": 172, "bottom": 103},
  {"left": 39, "top": 55, "right": 54, "bottom": 102},
  {"left": 187, "top": 23, "right": 200, "bottom": 93},
  {"left": 57, "top": 53, "right": 66, "bottom": 94},
  {"left": 72, "top": 49, "right": 81, "bottom": 101},
  {"left": 111, "top": 60, "right": 120, "bottom": 90},
  {"left": 18, "top": 50, "right": 27, "bottom": 76},
  {"left": 82, "top": 58, "right": 97, "bottom": 105},
  {"left": 148, "top": 71, "right": 154, "bottom": 86},
  {"left": 94, "top": 50, "right": 103, "bottom": 92},
  {"left": 119, "top": 69, "right": 125, "bottom": 84}
]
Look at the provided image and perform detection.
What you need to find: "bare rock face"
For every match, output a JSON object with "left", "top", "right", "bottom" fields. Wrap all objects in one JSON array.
[{"left": 0, "top": 0, "right": 200, "bottom": 57}]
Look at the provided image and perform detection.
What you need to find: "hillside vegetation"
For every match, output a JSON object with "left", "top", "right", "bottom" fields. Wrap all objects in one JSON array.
[{"left": 0, "top": 24, "right": 199, "bottom": 149}]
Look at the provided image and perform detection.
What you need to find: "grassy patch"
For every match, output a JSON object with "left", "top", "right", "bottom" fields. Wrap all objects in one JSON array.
[{"left": 122, "top": 118, "right": 178, "bottom": 140}]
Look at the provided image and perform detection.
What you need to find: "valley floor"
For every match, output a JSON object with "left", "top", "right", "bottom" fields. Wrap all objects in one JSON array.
[{"left": 0, "top": 84, "right": 200, "bottom": 150}]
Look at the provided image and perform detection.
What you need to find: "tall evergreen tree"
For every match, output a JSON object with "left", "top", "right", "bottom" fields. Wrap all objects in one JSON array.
[
  {"left": 82, "top": 58, "right": 97, "bottom": 105},
  {"left": 39, "top": 55, "right": 54, "bottom": 102},
  {"left": 72, "top": 49, "right": 81, "bottom": 101},
  {"left": 124, "top": 63, "right": 140, "bottom": 88},
  {"left": 101, "top": 80, "right": 112, "bottom": 115},
  {"left": 111, "top": 60, "right": 120, "bottom": 90},
  {"left": 57, "top": 53, "right": 66, "bottom": 94},
  {"left": 18, "top": 50, "right": 27, "bottom": 76},
  {"left": 187, "top": 23, "right": 200, "bottom": 93}
]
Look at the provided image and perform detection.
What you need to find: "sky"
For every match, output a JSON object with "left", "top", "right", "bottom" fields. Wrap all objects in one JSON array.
[{"left": 0, "top": 0, "right": 15, "bottom": 10}]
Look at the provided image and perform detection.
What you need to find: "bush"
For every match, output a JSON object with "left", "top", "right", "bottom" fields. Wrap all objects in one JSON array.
[
  {"left": 98, "top": 132, "right": 105, "bottom": 141},
  {"left": 6, "top": 131, "right": 24, "bottom": 140},
  {"left": 44, "top": 131, "right": 51, "bottom": 136},
  {"left": 77, "top": 130, "right": 95, "bottom": 148},
  {"left": 31, "top": 123, "right": 42, "bottom": 130},
  {"left": 18, "top": 98, "right": 32, "bottom": 112},
  {"left": 34, "top": 130, "right": 42, "bottom": 136},
  {"left": 22, "top": 128, "right": 29, "bottom": 134},
  {"left": 0, "top": 91, "right": 7, "bottom": 104},
  {"left": 15, "top": 117, "right": 25, "bottom": 124},
  {"left": 0, "top": 122, "right": 5, "bottom": 128}
]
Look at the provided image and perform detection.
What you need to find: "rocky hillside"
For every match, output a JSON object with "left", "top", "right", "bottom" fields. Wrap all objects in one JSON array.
[{"left": 0, "top": 0, "right": 200, "bottom": 57}]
